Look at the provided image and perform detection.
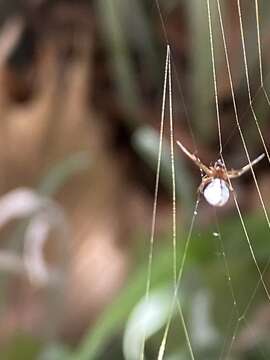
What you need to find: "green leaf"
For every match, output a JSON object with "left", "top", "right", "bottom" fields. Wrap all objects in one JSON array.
[{"left": 38, "top": 152, "right": 90, "bottom": 196}]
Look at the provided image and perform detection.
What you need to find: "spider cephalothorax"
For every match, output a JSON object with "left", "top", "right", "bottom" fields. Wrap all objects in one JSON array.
[
  {"left": 208, "top": 160, "right": 228, "bottom": 180},
  {"left": 176, "top": 140, "right": 265, "bottom": 207}
]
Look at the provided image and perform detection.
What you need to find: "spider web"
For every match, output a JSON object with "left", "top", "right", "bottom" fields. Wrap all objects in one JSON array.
[
  {"left": 205, "top": 1, "right": 270, "bottom": 357},
  {"left": 141, "top": 1, "right": 270, "bottom": 359}
]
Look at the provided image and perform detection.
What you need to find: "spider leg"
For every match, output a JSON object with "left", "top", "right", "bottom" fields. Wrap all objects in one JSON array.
[
  {"left": 227, "top": 153, "right": 265, "bottom": 178},
  {"left": 197, "top": 176, "right": 212, "bottom": 194},
  {"left": 176, "top": 140, "right": 212, "bottom": 175}
]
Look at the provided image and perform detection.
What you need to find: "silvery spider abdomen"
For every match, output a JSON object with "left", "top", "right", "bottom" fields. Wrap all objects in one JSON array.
[{"left": 203, "top": 178, "right": 230, "bottom": 207}]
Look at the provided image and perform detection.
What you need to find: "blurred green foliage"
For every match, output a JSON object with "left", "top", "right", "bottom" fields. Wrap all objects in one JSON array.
[
  {"left": 73, "top": 213, "right": 270, "bottom": 360},
  {"left": 0, "top": 333, "right": 41, "bottom": 360}
]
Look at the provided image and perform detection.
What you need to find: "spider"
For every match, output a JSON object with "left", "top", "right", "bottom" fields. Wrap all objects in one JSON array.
[{"left": 176, "top": 140, "right": 265, "bottom": 207}]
